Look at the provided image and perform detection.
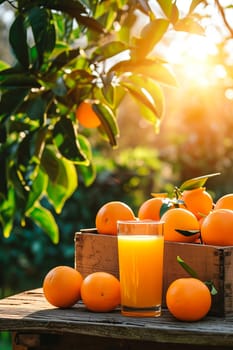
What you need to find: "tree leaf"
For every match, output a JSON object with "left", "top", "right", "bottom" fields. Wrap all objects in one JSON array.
[
  {"left": 0, "top": 60, "right": 10, "bottom": 71},
  {"left": 75, "top": 15, "right": 104, "bottom": 33},
  {"left": 189, "top": 0, "right": 204, "bottom": 14},
  {"left": 175, "top": 229, "right": 200, "bottom": 237},
  {"left": 28, "top": 7, "right": 56, "bottom": 68},
  {"left": 78, "top": 161, "right": 96, "bottom": 187},
  {"left": 93, "top": 103, "right": 119, "bottom": 147},
  {"left": 94, "top": 41, "right": 128, "bottom": 61},
  {"left": 177, "top": 256, "right": 199, "bottom": 278},
  {"left": 77, "top": 134, "right": 96, "bottom": 186},
  {"left": 53, "top": 116, "right": 87, "bottom": 163},
  {"left": 121, "top": 75, "right": 165, "bottom": 119},
  {"left": 103, "top": 85, "right": 115, "bottom": 106},
  {"left": 21, "top": 95, "right": 47, "bottom": 122},
  {"left": 159, "top": 201, "right": 173, "bottom": 217},
  {"left": 205, "top": 280, "right": 218, "bottom": 296},
  {"left": 9, "top": 14, "right": 29, "bottom": 69},
  {"left": 133, "top": 19, "right": 169, "bottom": 58},
  {"left": 17, "top": 128, "right": 47, "bottom": 187},
  {"left": 179, "top": 173, "right": 221, "bottom": 191},
  {"left": 174, "top": 17, "right": 205, "bottom": 35},
  {"left": 177, "top": 256, "right": 218, "bottom": 295},
  {"left": 48, "top": 48, "right": 80, "bottom": 73},
  {"left": 0, "top": 88, "right": 30, "bottom": 118},
  {"left": 131, "top": 62, "right": 178, "bottom": 87},
  {"left": 0, "top": 146, "right": 7, "bottom": 196},
  {"left": 46, "top": 155, "right": 78, "bottom": 214},
  {"left": 156, "top": 0, "right": 173, "bottom": 18},
  {"left": 28, "top": 204, "right": 59, "bottom": 244},
  {"left": 170, "top": 3, "right": 179, "bottom": 24},
  {"left": 25, "top": 168, "right": 48, "bottom": 212},
  {"left": 0, "top": 187, "right": 15, "bottom": 238},
  {"left": 110, "top": 58, "right": 177, "bottom": 87},
  {"left": 0, "top": 72, "right": 40, "bottom": 89}
]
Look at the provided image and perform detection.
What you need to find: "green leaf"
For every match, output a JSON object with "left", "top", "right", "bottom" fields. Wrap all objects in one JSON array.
[
  {"left": 48, "top": 48, "right": 80, "bottom": 73},
  {"left": 160, "top": 201, "right": 173, "bottom": 217},
  {"left": 94, "top": 41, "right": 128, "bottom": 60},
  {"left": 131, "top": 62, "right": 178, "bottom": 87},
  {"left": 133, "top": 19, "right": 169, "bottom": 58},
  {"left": 9, "top": 15, "right": 29, "bottom": 69},
  {"left": 0, "top": 61, "right": 10, "bottom": 71},
  {"left": 0, "top": 187, "right": 15, "bottom": 238},
  {"left": 0, "top": 72, "right": 40, "bottom": 89},
  {"left": 93, "top": 103, "right": 119, "bottom": 147},
  {"left": 28, "top": 7, "right": 56, "bottom": 67},
  {"left": 0, "top": 88, "right": 30, "bottom": 118},
  {"left": 53, "top": 117, "right": 87, "bottom": 163},
  {"left": 205, "top": 281, "right": 218, "bottom": 296},
  {"left": 25, "top": 168, "right": 48, "bottom": 213},
  {"left": 78, "top": 162, "right": 96, "bottom": 187},
  {"left": 175, "top": 229, "right": 200, "bottom": 237},
  {"left": 177, "top": 256, "right": 218, "bottom": 296},
  {"left": 177, "top": 256, "right": 199, "bottom": 278},
  {"left": 102, "top": 83, "right": 115, "bottom": 106},
  {"left": 77, "top": 15, "right": 104, "bottom": 33},
  {"left": 17, "top": 128, "right": 47, "bottom": 187},
  {"left": 28, "top": 204, "right": 59, "bottom": 244},
  {"left": 77, "top": 134, "right": 96, "bottom": 186},
  {"left": 0, "top": 147, "right": 7, "bottom": 196},
  {"left": 110, "top": 58, "right": 177, "bottom": 87},
  {"left": 121, "top": 75, "right": 165, "bottom": 119},
  {"left": 47, "top": 159, "right": 77, "bottom": 214},
  {"left": 156, "top": 0, "right": 173, "bottom": 18},
  {"left": 22, "top": 95, "right": 47, "bottom": 122},
  {"left": 179, "top": 173, "right": 221, "bottom": 191}
]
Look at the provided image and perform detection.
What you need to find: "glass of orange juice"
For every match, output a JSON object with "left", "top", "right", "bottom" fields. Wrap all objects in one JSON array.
[{"left": 117, "top": 220, "right": 164, "bottom": 317}]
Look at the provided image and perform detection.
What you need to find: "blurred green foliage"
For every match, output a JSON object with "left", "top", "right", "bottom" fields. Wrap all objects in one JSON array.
[{"left": 0, "top": 146, "right": 167, "bottom": 296}]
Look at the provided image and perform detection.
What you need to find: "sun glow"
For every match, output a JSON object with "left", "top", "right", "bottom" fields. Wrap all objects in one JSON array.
[{"left": 164, "top": 32, "right": 221, "bottom": 88}]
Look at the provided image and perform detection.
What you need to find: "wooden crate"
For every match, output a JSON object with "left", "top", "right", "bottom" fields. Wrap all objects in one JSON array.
[{"left": 74, "top": 229, "right": 233, "bottom": 317}]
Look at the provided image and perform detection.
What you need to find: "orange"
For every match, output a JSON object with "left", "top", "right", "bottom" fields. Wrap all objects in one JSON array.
[
  {"left": 201, "top": 209, "right": 233, "bottom": 245},
  {"left": 43, "top": 266, "right": 83, "bottom": 308},
  {"left": 166, "top": 278, "right": 211, "bottom": 321},
  {"left": 138, "top": 197, "right": 164, "bottom": 221},
  {"left": 81, "top": 272, "right": 121, "bottom": 312},
  {"left": 182, "top": 187, "right": 213, "bottom": 219},
  {"left": 160, "top": 207, "right": 200, "bottom": 242},
  {"left": 214, "top": 193, "right": 233, "bottom": 211},
  {"left": 95, "top": 201, "right": 136, "bottom": 235},
  {"left": 76, "top": 101, "right": 101, "bottom": 128}
]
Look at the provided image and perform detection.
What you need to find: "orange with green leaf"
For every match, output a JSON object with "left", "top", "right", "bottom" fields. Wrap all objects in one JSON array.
[{"left": 166, "top": 256, "right": 217, "bottom": 322}]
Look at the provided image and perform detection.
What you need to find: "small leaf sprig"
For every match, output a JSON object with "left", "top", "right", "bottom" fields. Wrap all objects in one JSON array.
[{"left": 177, "top": 256, "right": 218, "bottom": 296}]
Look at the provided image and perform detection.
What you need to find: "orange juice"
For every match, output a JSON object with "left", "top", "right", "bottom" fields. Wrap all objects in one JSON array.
[{"left": 118, "top": 234, "right": 164, "bottom": 317}]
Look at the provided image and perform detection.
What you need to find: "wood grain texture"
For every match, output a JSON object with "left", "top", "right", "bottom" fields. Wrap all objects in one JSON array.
[{"left": 1, "top": 289, "right": 233, "bottom": 349}]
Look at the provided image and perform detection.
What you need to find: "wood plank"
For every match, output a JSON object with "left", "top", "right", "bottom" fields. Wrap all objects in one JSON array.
[{"left": 1, "top": 289, "right": 233, "bottom": 347}]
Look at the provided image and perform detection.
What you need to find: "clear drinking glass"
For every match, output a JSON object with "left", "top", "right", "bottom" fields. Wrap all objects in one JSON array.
[{"left": 117, "top": 220, "right": 164, "bottom": 317}]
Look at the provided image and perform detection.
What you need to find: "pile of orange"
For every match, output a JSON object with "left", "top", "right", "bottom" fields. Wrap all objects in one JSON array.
[
  {"left": 94, "top": 187, "right": 233, "bottom": 246},
  {"left": 43, "top": 266, "right": 121, "bottom": 312}
]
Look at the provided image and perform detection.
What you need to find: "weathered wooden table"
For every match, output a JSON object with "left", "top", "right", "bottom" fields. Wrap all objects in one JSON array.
[{"left": 0, "top": 288, "right": 233, "bottom": 350}]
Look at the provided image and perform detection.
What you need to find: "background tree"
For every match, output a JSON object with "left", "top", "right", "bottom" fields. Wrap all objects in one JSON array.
[{"left": 0, "top": 0, "right": 232, "bottom": 242}]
